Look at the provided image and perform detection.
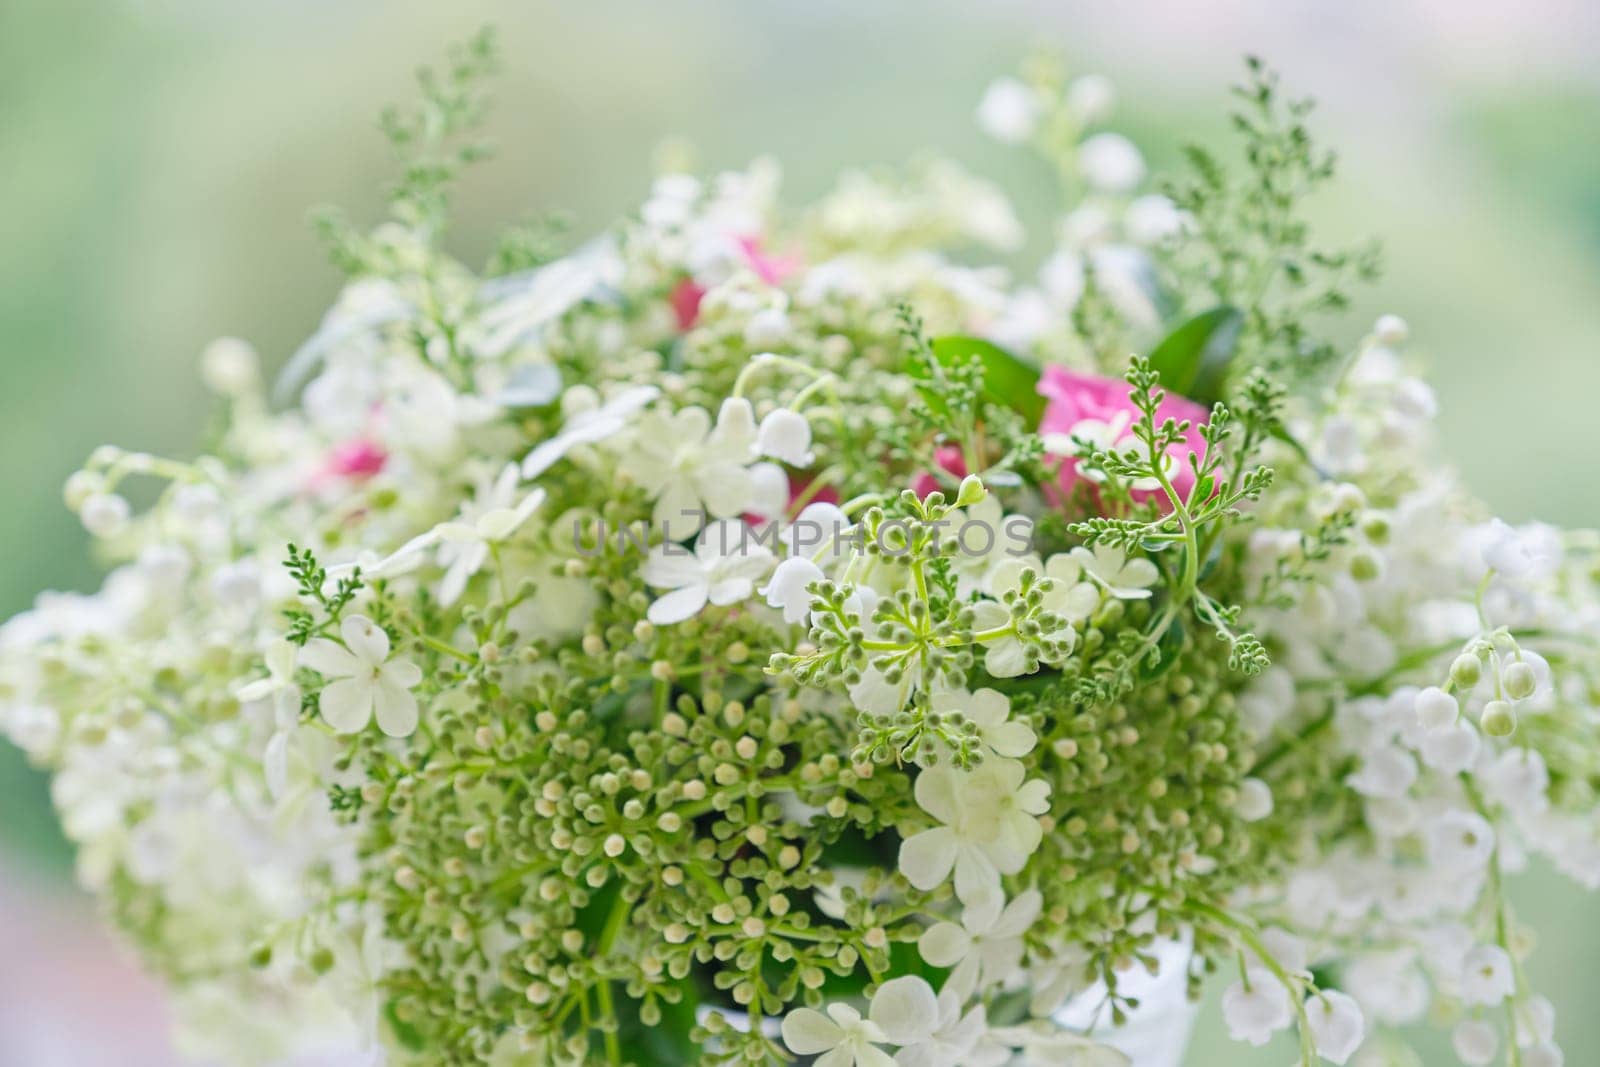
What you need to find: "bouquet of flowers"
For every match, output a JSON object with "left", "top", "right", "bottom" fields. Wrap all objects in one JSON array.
[{"left": 5, "top": 30, "right": 1596, "bottom": 1067}]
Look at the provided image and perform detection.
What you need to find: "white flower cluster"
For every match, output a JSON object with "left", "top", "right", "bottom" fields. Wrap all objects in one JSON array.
[{"left": 1, "top": 45, "right": 1597, "bottom": 1067}]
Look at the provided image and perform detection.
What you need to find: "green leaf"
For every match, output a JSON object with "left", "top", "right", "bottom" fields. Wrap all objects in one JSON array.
[
  {"left": 1147, "top": 306, "right": 1243, "bottom": 403},
  {"left": 928, "top": 335, "right": 1045, "bottom": 423}
]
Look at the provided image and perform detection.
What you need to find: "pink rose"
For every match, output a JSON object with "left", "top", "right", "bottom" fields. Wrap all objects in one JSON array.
[
  {"left": 669, "top": 277, "right": 706, "bottom": 332},
  {"left": 911, "top": 445, "right": 968, "bottom": 500},
  {"left": 1037, "top": 365, "right": 1208, "bottom": 510}
]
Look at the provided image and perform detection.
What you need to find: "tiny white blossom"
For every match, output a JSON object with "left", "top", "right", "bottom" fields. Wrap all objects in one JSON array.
[
  {"left": 930, "top": 688, "right": 1035, "bottom": 759},
  {"left": 237, "top": 639, "right": 302, "bottom": 798},
  {"left": 1065, "top": 74, "right": 1115, "bottom": 124},
  {"left": 520, "top": 384, "right": 659, "bottom": 479},
  {"left": 624, "top": 401, "right": 763, "bottom": 536},
  {"left": 1077, "top": 132, "right": 1145, "bottom": 192},
  {"left": 80, "top": 493, "right": 131, "bottom": 539},
  {"left": 1459, "top": 944, "right": 1515, "bottom": 1005},
  {"left": 1220, "top": 968, "right": 1293, "bottom": 1046},
  {"left": 301, "top": 615, "right": 422, "bottom": 737},
  {"left": 898, "top": 759, "right": 1049, "bottom": 905},
  {"left": 1069, "top": 544, "right": 1157, "bottom": 600},
  {"left": 641, "top": 520, "right": 774, "bottom": 625},
  {"left": 917, "top": 889, "right": 1041, "bottom": 1000},
  {"left": 976, "top": 77, "right": 1040, "bottom": 144},
  {"left": 1304, "top": 990, "right": 1365, "bottom": 1065},
  {"left": 781, "top": 976, "right": 938, "bottom": 1067},
  {"left": 761, "top": 556, "right": 826, "bottom": 625},
  {"left": 893, "top": 987, "right": 1007, "bottom": 1067},
  {"left": 758, "top": 408, "right": 814, "bottom": 466},
  {"left": 1346, "top": 743, "right": 1417, "bottom": 799},
  {"left": 1413, "top": 686, "right": 1458, "bottom": 732},
  {"left": 1234, "top": 777, "right": 1274, "bottom": 822},
  {"left": 1452, "top": 1020, "right": 1498, "bottom": 1066}
]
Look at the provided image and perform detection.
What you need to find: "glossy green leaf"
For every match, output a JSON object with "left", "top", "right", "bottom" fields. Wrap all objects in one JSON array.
[
  {"left": 1147, "top": 305, "right": 1243, "bottom": 403},
  {"left": 928, "top": 335, "right": 1046, "bottom": 423}
]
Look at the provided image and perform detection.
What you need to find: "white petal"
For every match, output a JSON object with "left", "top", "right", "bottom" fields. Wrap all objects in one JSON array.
[
  {"left": 781, "top": 1008, "right": 843, "bottom": 1055},
  {"left": 952, "top": 845, "right": 1001, "bottom": 905},
  {"left": 986, "top": 721, "right": 1037, "bottom": 758},
  {"left": 648, "top": 584, "right": 710, "bottom": 625},
  {"left": 382, "top": 658, "right": 423, "bottom": 689},
  {"left": 341, "top": 615, "right": 390, "bottom": 664},
  {"left": 319, "top": 677, "right": 374, "bottom": 733},
  {"left": 640, "top": 546, "right": 707, "bottom": 590},
  {"left": 300, "top": 638, "right": 360, "bottom": 678},
  {"left": 263, "top": 731, "right": 290, "bottom": 799},
  {"left": 983, "top": 639, "right": 1029, "bottom": 679},
  {"left": 898, "top": 827, "right": 957, "bottom": 891},
  {"left": 913, "top": 765, "right": 961, "bottom": 826},
  {"left": 917, "top": 922, "right": 972, "bottom": 968},
  {"left": 374, "top": 680, "right": 420, "bottom": 738},
  {"left": 264, "top": 639, "right": 297, "bottom": 680},
  {"left": 989, "top": 890, "right": 1043, "bottom": 939},
  {"left": 869, "top": 976, "right": 939, "bottom": 1045}
]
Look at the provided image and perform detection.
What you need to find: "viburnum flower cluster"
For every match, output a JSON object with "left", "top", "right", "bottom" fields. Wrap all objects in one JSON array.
[{"left": 2, "top": 33, "right": 1595, "bottom": 1067}]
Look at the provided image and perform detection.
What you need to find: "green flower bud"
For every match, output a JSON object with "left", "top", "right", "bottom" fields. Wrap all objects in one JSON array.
[
  {"left": 1503, "top": 661, "right": 1537, "bottom": 701},
  {"left": 1449, "top": 653, "right": 1482, "bottom": 689},
  {"left": 1481, "top": 699, "right": 1516, "bottom": 737}
]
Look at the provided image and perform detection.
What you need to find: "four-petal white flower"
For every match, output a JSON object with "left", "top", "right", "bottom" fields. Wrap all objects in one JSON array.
[
  {"left": 898, "top": 758, "right": 1050, "bottom": 905},
  {"left": 917, "top": 889, "right": 1042, "bottom": 1001},
  {"left": 641, "top": 519, "right": 775, "bottom": 625},
  {"left": 782, "top": 977, "right": 939, "bottom": 1067},
  {"left": 1070, "top": 544, "right": 1159, "bottom": 600},
  {"left": 300, "top": 615, "right": 423, "bottom": 737}
]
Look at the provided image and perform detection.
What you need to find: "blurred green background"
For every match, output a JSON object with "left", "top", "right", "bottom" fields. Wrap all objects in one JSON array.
[{"left": 2, "top": 1, "right": 1597, "bottom": 1062}]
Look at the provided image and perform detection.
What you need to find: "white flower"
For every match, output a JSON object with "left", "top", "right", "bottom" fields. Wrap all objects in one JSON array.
[
  {"left": 781, "top": 977, "right": 938, "bottom": 1067},
  {"left": 1480, "top": 518, "right": 1560, "bottom": 579},
  {"left": 301, "top": 615, "right": 422, "bottom": 737},
  {"left": 744, "top": 306, "right": 792, "bottom": 348},
  {"left": 1234, "top": 777, "right": 1274, "bottom": 822},
  {"left": 761, "top": 556, "right": 826, "bottom": 624},
  {"left": 894, "top": 988, "right": 1007, "bottom": 1067},
  {"left": 976, "top": 78, "right": 1039, "bottom": 144},
  {"left": 237, "top": 639, "right": 302, "bottom": 798},
  {"left": 520, "top": 384, "right": 660, "bottom": 479},
  {"left": 1077, "top": 132, "right": 1145, "bottom": 192},
  {"left": 641, "top": 519, "right": 774, "bottom": 625},
  {"left": 930, "top": 688, "right": 1035, "bottom": 759},
  {"left": 898, "top": 758, "right": 1049, "bottom": 905},
  {"left": 1069, "top": 545, "right": 1158, "bottom": 600},
  {"left": 624, "top": 401, "right": 762, "bottom": 536},
  {"left": 758, "top": 408, "right": 814, "bottom": 466},
  {"left": 1065, "top": 74, "right": 1115, "bottom": 124},
  {"left": 1424, "top": 810, "right": 1494, "bottom": 874},
  {"left": 1419, "top": 720, "right": 1480, "bottom": 775},
  {"left": 80, "top": 493, "right": 131, "bottom": 539},
  {"left": 917, "top": 889, "right": 1041, "bottom": 1000},
  {"left": 1304, "top": 990, "right": 1364, "bottom": 1065},
  {"left": 988, "top": 1022, "right": 1130, "bottom": 1066},
  {"left": 1523, "top": 1042, "right": 1565, "bottom": 1067},
  {"left": 1220, "top": 968, "right": 1293, "bottom": 1046},
  {"left": 433, "top": 466, "right": 546, "bottom": 606},
  {"left": 1413, "top": 686, "right": 1458, "bottom": 732},
  {"left": 200, "top": 337, "right": 260, "bottom": 397},
  {"left": 1460, "top": 944, "right": 1515, "bottom": 1005},
  {"left": 1452, "top": 1020, "right": 1498, "bottom": 1066},
  {"left": 970, "top": 556, "right": 1092, "bottom": 678},
  {"left": 1346, "top": 743, "right": 1416, "bottom": 799}
]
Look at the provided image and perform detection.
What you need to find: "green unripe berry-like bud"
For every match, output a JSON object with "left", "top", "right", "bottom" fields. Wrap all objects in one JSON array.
[
  {"left": 1481, "top": 700, "right": 1516, "bottom": 737},
  {"left": 1450, "top": 653, "right": 1482, "bottom": 689},
  {"left": 309, "top": 945, "right": 336, "bottom": 975},
  {"left": 1349, "top": 550, "right": 1381, "bottom": 582},
  {"left": 954, "top": 474, "right": 987, "bottom": 509},
  {"left": 248, "top": 943, "right": 273, "bottom": 969},
  {"left": 1503, "top": 661, "right": 1537, "bottom": 701}
]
